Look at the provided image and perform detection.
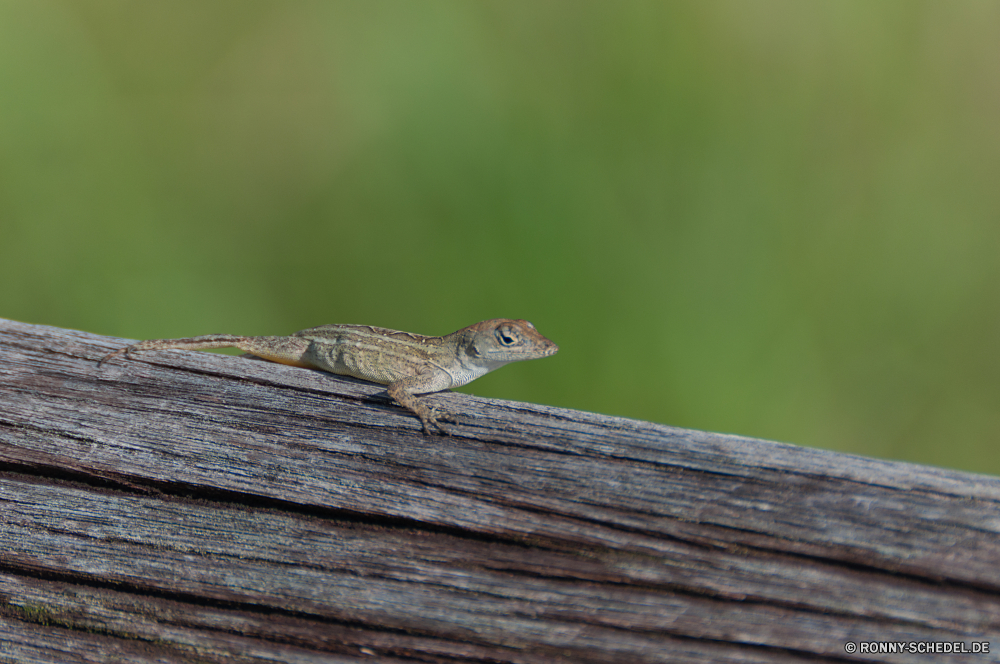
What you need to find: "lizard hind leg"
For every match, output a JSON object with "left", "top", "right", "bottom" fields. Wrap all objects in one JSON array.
[{"left": 230, "top": 335, "right": 315, "bottom": 368}]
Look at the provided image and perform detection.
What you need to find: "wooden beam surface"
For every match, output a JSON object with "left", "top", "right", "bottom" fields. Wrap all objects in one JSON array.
[{"left": 1, "top": 318, "right": 998, "bottom": 663}]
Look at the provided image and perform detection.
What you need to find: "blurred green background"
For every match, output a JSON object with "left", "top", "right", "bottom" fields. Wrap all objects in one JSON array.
[{"left": 1, "top": 1, "right": 997, "bottom": 474}]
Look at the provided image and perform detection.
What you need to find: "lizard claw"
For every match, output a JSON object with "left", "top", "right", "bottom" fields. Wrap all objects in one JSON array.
[{"left": 421, "top": 406, "right": 452, "bottom": 436}]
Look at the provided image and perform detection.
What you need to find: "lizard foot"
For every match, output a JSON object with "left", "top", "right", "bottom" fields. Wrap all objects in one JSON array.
[{"left": 420, "top": 406, "right": 452, "bottom": 436}]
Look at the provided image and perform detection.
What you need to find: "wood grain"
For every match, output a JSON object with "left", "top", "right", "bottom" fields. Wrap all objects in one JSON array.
[{"left": 1, "top": 317, "right": 998, "bottom": 663}]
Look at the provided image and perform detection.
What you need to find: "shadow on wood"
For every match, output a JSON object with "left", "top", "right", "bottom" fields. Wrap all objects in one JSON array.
[{"left": 1, "top": 317, "right": 998, "bottom": 663}]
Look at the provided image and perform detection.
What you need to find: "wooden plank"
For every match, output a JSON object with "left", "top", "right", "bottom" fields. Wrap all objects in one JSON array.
[{"left": 1, "top": 317, "right": 999, "bottom": 663}]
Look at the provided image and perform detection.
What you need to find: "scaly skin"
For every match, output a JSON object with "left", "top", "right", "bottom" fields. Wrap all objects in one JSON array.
[{"left": 100, "top": 319, "right": 559, "bottom": 434}]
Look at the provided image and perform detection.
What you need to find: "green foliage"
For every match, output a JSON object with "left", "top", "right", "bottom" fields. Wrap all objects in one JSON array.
[{"left": 1, "top": 1, "right": 997, "bottom": 473}]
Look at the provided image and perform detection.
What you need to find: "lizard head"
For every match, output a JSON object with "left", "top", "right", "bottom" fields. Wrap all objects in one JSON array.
[{"left": 460, "top": 319, "right": 559, "bottom": 368}]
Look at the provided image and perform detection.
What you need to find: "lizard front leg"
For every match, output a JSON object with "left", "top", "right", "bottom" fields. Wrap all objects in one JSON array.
[{"left": 387, "top": 376, "right": 453, "bottom": 435}]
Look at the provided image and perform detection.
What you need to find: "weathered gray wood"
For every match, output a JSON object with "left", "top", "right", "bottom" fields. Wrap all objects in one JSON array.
[{"left": 0, "top": 317, "right": 998, "bottom": 663}]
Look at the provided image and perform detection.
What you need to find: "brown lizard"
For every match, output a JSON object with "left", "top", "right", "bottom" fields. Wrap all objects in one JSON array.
[{"left": 100, "top": 319, "right": 558, "bottom": 434}]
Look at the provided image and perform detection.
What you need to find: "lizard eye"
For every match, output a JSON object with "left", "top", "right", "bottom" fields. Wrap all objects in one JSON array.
[{"left": 496, "top": 326, "right": 520, "bottom": 346}]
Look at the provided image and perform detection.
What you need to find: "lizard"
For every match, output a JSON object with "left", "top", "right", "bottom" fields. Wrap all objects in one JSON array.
[{"left": 99, "top": 319, "right": 559, "bottom": 435}]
